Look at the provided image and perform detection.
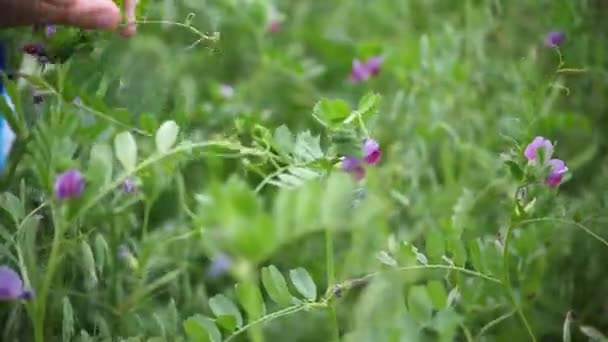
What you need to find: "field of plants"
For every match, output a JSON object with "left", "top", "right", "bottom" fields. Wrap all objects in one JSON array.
[{"left": 1, "top": 0, "right": 608, "bottom": 341}]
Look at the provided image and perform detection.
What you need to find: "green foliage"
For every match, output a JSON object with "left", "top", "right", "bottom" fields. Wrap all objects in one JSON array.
[{"left": 1, "top": 0, "right": 608, "bottom": 342}]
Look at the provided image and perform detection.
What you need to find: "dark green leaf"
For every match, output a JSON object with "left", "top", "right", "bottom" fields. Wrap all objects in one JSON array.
[{"left": 505, "top": 160, "right": 524, "bottom": 181}]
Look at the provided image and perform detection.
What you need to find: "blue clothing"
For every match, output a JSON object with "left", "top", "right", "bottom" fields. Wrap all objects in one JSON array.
[{"left": 0, "top": 41, "right": 16, "bottom": 173}]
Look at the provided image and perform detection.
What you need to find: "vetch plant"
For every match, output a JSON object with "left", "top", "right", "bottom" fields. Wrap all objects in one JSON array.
[{"left": 0, "top": 2, "right": 605, "bottom": 342}]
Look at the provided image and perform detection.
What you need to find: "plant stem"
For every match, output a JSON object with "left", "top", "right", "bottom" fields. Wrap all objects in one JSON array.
[
  {"left": 325, "top": 226, "right": 340, "bottom": 342},
  {"left": 503, "top": 220, "right": 537, "bottom": 342},
  {"left": 34, "top": 206, "right": 63, "bottom": 342}
]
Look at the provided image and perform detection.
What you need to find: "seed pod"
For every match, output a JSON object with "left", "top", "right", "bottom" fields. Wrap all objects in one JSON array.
[{"left": 80, "top": 240, "right": 98, "bottom": 289}]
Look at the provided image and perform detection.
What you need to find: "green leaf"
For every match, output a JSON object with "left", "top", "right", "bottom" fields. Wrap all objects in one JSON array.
[
  {"left": 93, "top": 234, "right": 109, "bottom": 273},
  {"left": 0, "top": 192, "right": 24, "bottom": 225},
  {"left": 431, "top": 307, "right": 463, "bottom": 338},
  {"left": 62, "top": 296, "right": 75, "bottom": 342},
  {"left": 156, "top": 120, "right": 180, "bottom": 153},
  {"left": 312, "top": 98, "right": 351, "bottom": 127},
  {"left": 208, "top": 294, "right": 243, "bottom": 329},
  {"left": 114, "top": 131, "right": 137, "bottom": 171},
  {"left": 354, "top": 92, "right": 382, "bottom": 121},
  {"left": 235, "top": 282, "right": 266, "bottom": 320},
  {"left": 468, "top": 239, "right": 486, "bottom": 273},
  {"left": 505, "top": 160, "right": 524, "bottom": 181},
  {"left": 289, "top": 267, "right": 317, "bottom": 301},
  {"left": 140, "top": 113, "right": 159, "bottom": 134},
  {"left": 293, "top": 131, "right": 323, "bottom": 163},
  {"left": 376, "top": 251, "right": 398, "bottom": 267},
  {"left": 88, "top": 144, "right": 113, "bottom": 185},
  {"left": 273, "top": 125, "right": 294, "bottom": 158},
  {"left": 80, "top": 240, "right": 97, "bottom": 290},
  {"left": 427, "top": 280, "right": 448, "bottom": 309},
  {"left": 261, "top": 265, "right": 293, "bottom": 307},
  {"left": 183, "top": 315, "right": 221, "bottom": 342},
  {"left": 215, "top": 315, "right": 237, "bottom": 332},
  {"left": 341, "top": 92, "right": 383, "bottom": 125},
  {"left": 407, "top": 285, "right": 433, "bottom": 323},
  {"left": 425, "top": 229, "right": 445, "bottom": 262}
]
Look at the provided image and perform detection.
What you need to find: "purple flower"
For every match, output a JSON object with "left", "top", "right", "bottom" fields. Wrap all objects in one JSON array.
[
  {"left": 545, "top": 31, "right": 565, "bottom": 48},
  {"left": 349, "top": 56, "right": 383, "bottom": 82},
  {"left": 365, "top": 56, "right": 383, "bottom": 76},
  {"left": 362, "top": 138, "right": 382, "bottom": 165},
  {"left": 0, "top": 265, "right": 34, "bottom": 301},
  {"left": 350, "top": 59, "right": 370, "bottom": 82},
  {"left": 207, "top": 253, "right": 232, "bottom": 277},
  {"left": 54, "top": 169, "right": 85, "bottom": 200},
  {"left": 546, "top": 158, "right": 568, "bottom": 188},
  {"left": 524, "top": 136, "right": 553, "bottom": 162},
  {"left": 45, "top": 25, "right": 56, "bottom": 38},
  {"left": 341, "top": 157, "right": 366, "bottom": 181},
  {"left": 219, "top": 84, "right": 234, "bottom": 98},
  {"left": 524, "top": 136, "right": 569, "bottom": 188},
  {"left": 73, "top": 97, "right": 81, "bottom": 105},
  {"left": 123, "top": 179, "right": 137, "bottom": 193}
]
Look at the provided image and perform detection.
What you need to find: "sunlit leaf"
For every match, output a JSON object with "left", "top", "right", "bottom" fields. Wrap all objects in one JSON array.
[
  {"left": 289, "top": 267, "right": 317, "bottom": 301},
  {"left": 155, "top": 120, "right": 179, "bottom": 153},
  {"left": 209, "top": 294, "right": 243, "bottom": 329},
  {"left": 114, "top": 131, "right": 137, "bottom": 171},
  {"left": 261, "top": 265, "right": 292, "bottom": 307},
  {"left": 183, "top": 315, "right": 221, "bottom": 342}
]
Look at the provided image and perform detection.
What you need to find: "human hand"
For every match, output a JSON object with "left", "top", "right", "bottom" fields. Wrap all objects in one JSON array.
[{"left": 0, "top": 0, "right": 138, "bottom": 37}]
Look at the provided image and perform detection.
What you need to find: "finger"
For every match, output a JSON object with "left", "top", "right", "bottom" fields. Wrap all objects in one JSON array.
[
  {"left": 52, "top": 0, "right": 122, "bottom": 31},
  {"left": 120, "top": 0, "right": 138, "bottom": 38}
]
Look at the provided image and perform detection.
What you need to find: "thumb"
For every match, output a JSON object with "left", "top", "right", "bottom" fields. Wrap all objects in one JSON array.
[{"left": 52, "top": 0, "right": 122, "bottom": 31}]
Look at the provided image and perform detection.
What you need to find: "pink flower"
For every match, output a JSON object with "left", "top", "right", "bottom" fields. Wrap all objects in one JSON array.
[
  {"left": 341, "top": 157, "right": 366, "bottom": 181},
  {"left": 362, "top": 138, "right": 382, "bottom": 165},
  {"left": 268, "top": 22, "right": 281, "bottom": 32},
  {"left": 546, "top": 159, "right": 568, "bottom": 188},
  {"left": 524, "top": 136, "right": 553, "bottom": 162},
  {"left": 350, "top": 59, "right": 371, "bottom": 82},
  {"left": 524, "top": 136, "right": 568, "bottom": 188},
  {"left": 365, "top": 56, "right": 383, "bottom": 76},
  {"left": 349, "top": 56, "right": 383, "bottom": 82},
  {"left": 54, "top": 169, "right": 85, "bottom": 200}
]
